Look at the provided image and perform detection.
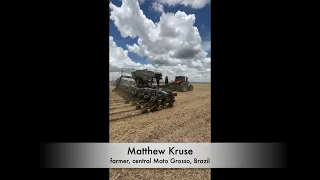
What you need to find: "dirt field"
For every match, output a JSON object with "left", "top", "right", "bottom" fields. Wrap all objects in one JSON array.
[{"left": 109, "top": 83, "right": 211, "bottom": 180}]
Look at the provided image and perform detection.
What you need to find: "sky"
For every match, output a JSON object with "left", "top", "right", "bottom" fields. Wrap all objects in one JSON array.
[{"left": 109, "top": 0, "right": 211, "bottom": 82}]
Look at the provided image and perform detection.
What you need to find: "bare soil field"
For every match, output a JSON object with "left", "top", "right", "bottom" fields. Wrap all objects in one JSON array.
[{"left": 109, "top": 83, "right": 211, "bottom": 180}]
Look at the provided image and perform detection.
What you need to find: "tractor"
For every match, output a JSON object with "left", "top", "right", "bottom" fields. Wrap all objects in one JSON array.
[{"left": 169, "top": 76, "right": 193, "bottom": 92}]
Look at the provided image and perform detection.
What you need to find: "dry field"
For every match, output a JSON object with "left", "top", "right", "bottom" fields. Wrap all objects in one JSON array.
[{"left": 109, "top": 83, "right": 211, "bottom": 180}]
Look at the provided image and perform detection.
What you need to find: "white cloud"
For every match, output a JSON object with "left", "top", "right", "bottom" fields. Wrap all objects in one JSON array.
[
  {"left": 202, "top": 41, "right": 211, "bottom": 52},
  {"left": 151, "top": 2, "right": 164, "bottom": 13},
  {"left": 155, "top": 0, "right": 210, "bottom": 9},
  {"left": 110, "top": 35, "right": 210, "bottom": 82},
  {"left": 109, "top": 0, "right": 211, "bottom": 82},
  {"left": 109, "top": 36, "right": 154, "bottom": 72}
]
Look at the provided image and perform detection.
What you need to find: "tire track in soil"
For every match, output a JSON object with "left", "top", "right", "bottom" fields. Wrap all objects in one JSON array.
[
  {"left": 110, "top": 101, "right": 128, "bottom": 106},
  {"left": 110, "top": 100, "right": 124, "bottom": 103},
  {"left": 109, "top": 103, "right": 133, "bottom": 109},
  {"left": 110, "top": 94, "right": 211, "bottom": 142},
  {"left": 145, "top": 100, "right": 211, "bottom": 143},
  {"left": 110, "top": 108, "right": 140, "bottom": 115},
  {"left": 109, "top": 84, "right": 211, "bottom": 180},
  {"left": 109, "top": 104, "right": 136, "bottom": 112}
]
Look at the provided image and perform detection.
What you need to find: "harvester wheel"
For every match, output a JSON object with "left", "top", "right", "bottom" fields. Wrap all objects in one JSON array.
[
  {"left": 179, "top": 82, "right": 188, "bottom": 92},
  {"left": 188, "top": 84, "right": 193, "bottom": 91}
]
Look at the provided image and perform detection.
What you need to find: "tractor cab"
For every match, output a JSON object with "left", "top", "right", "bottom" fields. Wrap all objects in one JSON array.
[{"left": 174, "top": 76, "right": 189, "bottom": 84}]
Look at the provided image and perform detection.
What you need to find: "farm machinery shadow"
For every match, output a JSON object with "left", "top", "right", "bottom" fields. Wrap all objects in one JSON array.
[
  {"left": 109, "top": 112, "right": 144, "bottom": 122},
  {"left": 110, "top": 108, "right": 139, "bottom": 115}
]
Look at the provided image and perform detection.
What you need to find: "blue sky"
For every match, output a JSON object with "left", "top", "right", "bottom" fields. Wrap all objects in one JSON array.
[{"left": 109, "top": 0, "right": 211, "bottom": 65}]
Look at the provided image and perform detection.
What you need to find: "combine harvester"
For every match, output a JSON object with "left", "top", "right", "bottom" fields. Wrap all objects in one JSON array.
[{"left": 113, "top": 69, "right": 177, "bottom": 113}]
